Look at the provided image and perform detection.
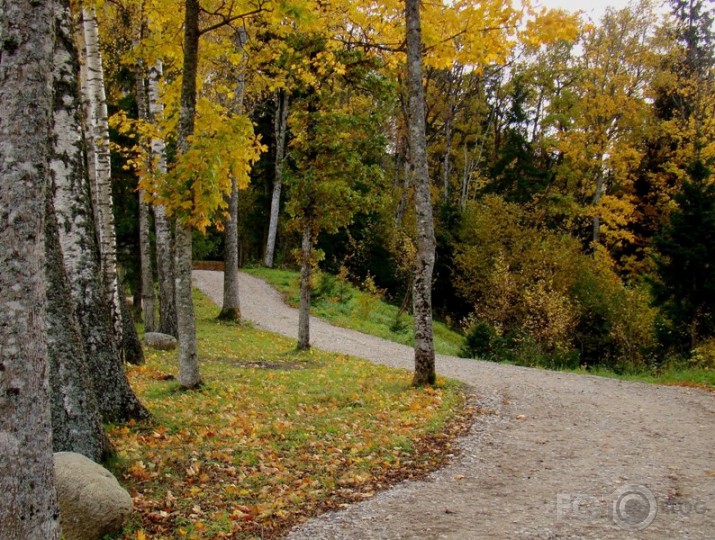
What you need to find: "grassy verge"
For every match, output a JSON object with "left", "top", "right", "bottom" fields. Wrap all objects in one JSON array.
[
  {"left": 110, "top": 290, "right": 471, "bottom": 539},
  {"left": 566, "top": 364, "right": 715, "bottom": 390},
  {"left": 243, "top": 267, "right": 464, "bottom": 357}
]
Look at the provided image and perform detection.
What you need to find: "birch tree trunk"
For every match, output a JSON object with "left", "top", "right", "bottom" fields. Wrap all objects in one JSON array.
[
  {"left": 0, "top": 1, "right": 60, "bottom": 536},
  {"left": 81, "top": 6, "right": 145, "bottom": 363},
  {"left": 264, "top": 89, "right": 289, "bottom": 268},
  {"left": 147, "top": 61, "right": 178, "bottom": 337},
  {"left": 80, "top": 6, "right": 122, "bottom": 341},
  {"left": 175, "top": 0, "right": 202, "bottom": 388},
  {"left": 46, "top": 0, "right": 110, "bottom": 463},
  {"left": 406, "top": 0, "right": 437, "bottom": 386},
  {"left": 220, "top": 29, "right": 247, "bottom": 321},
  {"left": 51, "top": 4, "right": 148, "bottom": 422},
  {"left": 297, "top": 222, "right": 313, "bottom": 350},
  {"left": 136, "top": 63, "right": 156, "bottom": 332}
]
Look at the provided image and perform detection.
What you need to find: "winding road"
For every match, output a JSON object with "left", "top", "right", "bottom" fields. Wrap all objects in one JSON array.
[{"left": 194, "top": 270, "right": 715, "bottom": 540}]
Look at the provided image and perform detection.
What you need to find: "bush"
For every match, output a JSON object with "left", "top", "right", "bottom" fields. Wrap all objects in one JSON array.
[
  {"left": 312, "top": 266, "right": 352, "bottom": 306},
  {"left": 460, "top": 319, "right": 500, "bottom": 359}
]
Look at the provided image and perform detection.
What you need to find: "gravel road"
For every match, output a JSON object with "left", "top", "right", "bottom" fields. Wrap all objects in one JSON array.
[{"left": 193, "top": 270, "right": 715, "bottom": 539}]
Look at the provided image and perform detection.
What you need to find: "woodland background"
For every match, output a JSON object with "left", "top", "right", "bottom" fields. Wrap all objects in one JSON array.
[{"left": 105, "top": 0, "right": 715, "bottom": 374}]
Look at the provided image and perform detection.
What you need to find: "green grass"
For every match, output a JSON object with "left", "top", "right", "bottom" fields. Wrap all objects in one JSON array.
[
  {"left": 566, "top": 364, "right": 715, "bottom": 389},
  {"left": 243, "top": 267, "right": 465, "bottom": 357},
  {"left": 110, "top": 289, "right": 468, "bottom": 539}
]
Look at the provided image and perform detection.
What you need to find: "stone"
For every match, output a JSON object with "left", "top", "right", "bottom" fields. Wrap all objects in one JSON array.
[
  {"left": 144, "top": 331, "right": 178, "bottom": 351},
  {"left": 54, "top": 452, "right": 132, "bottom": 540}
]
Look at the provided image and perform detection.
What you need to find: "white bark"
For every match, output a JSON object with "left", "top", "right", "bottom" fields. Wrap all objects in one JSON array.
[
  {"left": 406, "top": 0, "right": 436, "bottom": 386},
  {"left": 147, "top": 61, "right": 178, "bottom": 336},
  {"left": 264, "top": 90, "right": 289, "bottom": 268},
  {"left": 0, "top": 1, "right": 60, "bottom": 536},
  {"left": 51, "top": 4, "right": 147, "bottom": 422},
  {"left": 46, "top": 0, "right": 108, "bottom": 463},
  {"left": 80, "top": 6, "right": 123, "bottom": 345},
  {"left": 136, "top": 63, "right": 156, "bottom": 332}
]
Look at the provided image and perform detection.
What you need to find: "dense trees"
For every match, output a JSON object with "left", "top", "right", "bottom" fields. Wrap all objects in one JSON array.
[
  {"left": 2, "top": 0, "right": 715, "bottom": 531},
  {"left": 96, "top": 0, "right": 713, "bottom": 374}
]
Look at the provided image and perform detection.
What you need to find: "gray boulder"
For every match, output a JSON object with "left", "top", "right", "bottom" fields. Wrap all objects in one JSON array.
[
  {"left": 144, "top": 331, "right": 177, "bottom": 351},
  {"left": 54, "top": 452, "right": 132, "bottom": 540}
]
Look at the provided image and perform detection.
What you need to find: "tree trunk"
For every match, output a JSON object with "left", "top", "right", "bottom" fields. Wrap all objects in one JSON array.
[
  {"left": 591, "top": 155, "right": 607, "bottom": 244},
  {"left": 120, "top": 296, "right": 145, "bottom": 364},
  {"left": 0, "top": 1, "right": 60, "bottom": 537},
  {"left": 147, "top": 61, "right": 178, "bottom": 336},
  {"left": 265, "top": 89, "right": 289, "bottom": 268},
  {"left": 406, "top": 0, "right": 437, "bottom": 386},
  {"left": 220, "top": 177, "right": 241, "bottom": 321},
  {"left": 175, "top": 0, "right": 202, "bottom": 388},
  {"left": 51, "top": 2, "right": 147, "bottom": 422},
  {"left": 46, "top": 1, "right": 111, "bottom": 463},
  {"left": 297, "top": 222, "right": 313, "bottom": 350},
  {"left": 136, "top": 62, "right": 156, "bottom": 332},
  {"left": 220, "top": 30, "right": 247, "bottom": 321},
  {"left": 80, "top": 6, "right": 123, "bottom": 343},
  {"left": 176, "top": 224, "right": 201, "bottom": 387},
  {"left": 156, "top": 206, "right": 178, "bottom": 336}
]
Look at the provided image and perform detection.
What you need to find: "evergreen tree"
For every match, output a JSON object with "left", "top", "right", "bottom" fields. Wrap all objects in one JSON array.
[{"left": 653, "top": 160, "right": 715, "bottom": 351}]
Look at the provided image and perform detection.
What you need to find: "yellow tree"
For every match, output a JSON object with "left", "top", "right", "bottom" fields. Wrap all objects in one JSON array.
[{"left": 554, "top": 1, "right": 659, "bottom": 259}]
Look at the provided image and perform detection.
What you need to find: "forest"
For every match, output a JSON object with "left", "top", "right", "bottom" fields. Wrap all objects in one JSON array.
[
  {"left": 103, "top": 0, "right": 715, "bottom": 374},
  {"left": 1, "top": 0, "right": 714, "bottom": 537}
]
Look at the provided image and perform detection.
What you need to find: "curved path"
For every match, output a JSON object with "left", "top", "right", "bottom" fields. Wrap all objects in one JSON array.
[{"left": 194, "top": 270, "right": 715, "bottom": 539}]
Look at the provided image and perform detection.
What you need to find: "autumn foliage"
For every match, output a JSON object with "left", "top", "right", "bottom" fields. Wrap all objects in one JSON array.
[{"left": 110, "top": 292, "right": 470, "bottom": 538}]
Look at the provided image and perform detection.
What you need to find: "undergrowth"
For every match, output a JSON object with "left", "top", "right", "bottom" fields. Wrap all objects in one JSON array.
[{"left": 243, "top": 267, "right": 464, "bottom": 357}]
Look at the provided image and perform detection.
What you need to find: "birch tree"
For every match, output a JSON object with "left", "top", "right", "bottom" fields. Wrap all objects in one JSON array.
[
  {"left": 51, "top": 3, "right": 147, "bottom": 422},
  {"left": 0, "top": 0, "right": 60, "bottom": 536},
  {"left": 47, "top": 0, "right": 110, "bottom": 462},
  {"left": 136, "top": 63, "right": 156, "bottom": 332},
  {"left": 264, "top": 89, "right": 289, "bottom": 268},
  {"left": 80, "top": 5, "right": 123, "bottom": 340},
  {"left": 81, "top": 5, "right": 147, "bottom": 363},
  {"left": 147, "top": 61, "right": 178, "bottom": 337}
]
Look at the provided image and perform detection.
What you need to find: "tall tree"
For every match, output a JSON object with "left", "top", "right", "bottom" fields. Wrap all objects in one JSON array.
[
  {"left": 80, "top": 4, "right": 145, "bottom": 363},
  {"left": 137, "top": 71, "right": 157, "bottom": 332},
  {"left": 51, "top": 1, "right": 147, "bottom": 422},
  {"left": 47, "top": 0, "right": 110, "bottom": 462},
  {"left": 653, "top": 161, "right": 715, "bottom": 351},
  {"left": 220, "top": 27, "right": 248, "bottom": 322},
  {"left": 147, "top": 61, "right": 178, "bottom": 337},
  {"left": 80, "top": 5, "right": 123, "bottom": 340},
  {"left": 406, "top": 0, "right": 437, "bottom": 385},
  {"left": 264, "top": 89, "right": 289, "bottom": 268},
  {"left": 174, "top": 0, "right": 202, "bottom": 388},
  {"left": 0, "top": 0, "right": 61, "bottom": 536}
]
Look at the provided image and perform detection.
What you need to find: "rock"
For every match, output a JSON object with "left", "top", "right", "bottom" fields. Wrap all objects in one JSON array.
[
  {"left": 144, "top": 331, "right": 178, "bottom": 351},
  {"left": 54, "top": 452, "right": 132, "bottom": 540}
]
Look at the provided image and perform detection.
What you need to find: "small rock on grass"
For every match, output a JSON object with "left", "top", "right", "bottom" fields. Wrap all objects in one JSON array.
[{"left": 144, "top": 332, "right": 178, "bottom": 351}]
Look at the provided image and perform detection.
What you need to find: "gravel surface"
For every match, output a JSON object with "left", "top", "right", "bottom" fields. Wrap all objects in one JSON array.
[{"left": 194, "top": 270, "right": 715, "bottom": 539}]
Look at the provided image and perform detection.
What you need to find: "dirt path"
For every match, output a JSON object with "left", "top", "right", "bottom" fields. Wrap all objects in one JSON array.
[{"left": 193, "top": 270, "right": 715, "bottom": 539}]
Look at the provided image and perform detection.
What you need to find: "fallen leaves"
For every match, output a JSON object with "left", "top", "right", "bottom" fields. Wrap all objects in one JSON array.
[{"left": 111, "top": 292, "right": 473, "bottom": 539}]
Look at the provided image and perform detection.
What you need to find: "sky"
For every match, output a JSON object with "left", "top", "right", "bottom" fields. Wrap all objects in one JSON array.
[{"left": 536, "top": 0, "right": 641, "bottom": 21}]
